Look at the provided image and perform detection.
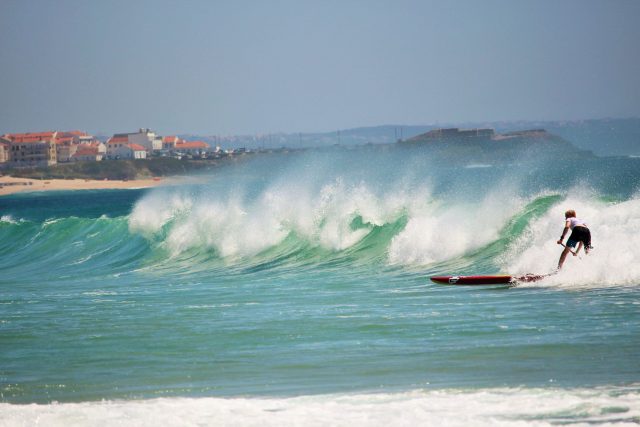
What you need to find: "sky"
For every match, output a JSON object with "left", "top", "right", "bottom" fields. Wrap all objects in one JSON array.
[{"left": 1, "top": 0, "right": 639, "bottom": 135}]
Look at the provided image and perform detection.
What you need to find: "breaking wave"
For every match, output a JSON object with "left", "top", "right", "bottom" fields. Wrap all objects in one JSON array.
[{"left": 2, "top": 151, "right": 640, "bottom": 288}]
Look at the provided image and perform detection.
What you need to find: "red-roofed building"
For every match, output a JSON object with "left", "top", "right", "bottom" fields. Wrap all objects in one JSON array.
[
  {"left": 162, "top": 136, "right": 184, "bottom": 150},
  {"left": 55, "top": 132, "right": 81, "bottom": 162},
  {"left": 88, "top": 141, "right": 107, "bottom": 155},
  {"left": 107, "top": 129, "right": 162, "bottom": 155},
  {"left": 106, "top": 139, "right": 147, "bottom": 159},
  {"left": 108, "top": 135, "right": 129, "bottom": 144},
  {"left": 129, "top": 144, "right": 147, "bottom": 159},
  {"left": 3, "top": 132, "right": 57, "bottom": 166},
  {"left": 106, "top": 137, "right": 127, "bottom": 159},
  {"left": 3, "top": 130, "right": 100, "bottom": 164},
  {"left": 67, "top": 130, "right": 88, "bottom": 137},
  {"left": 175, "top": 140, "right": 209, "bottom": 155},
  {"left": 72, "top": 145, "right": 103, "bottom": 162},
  {"left": 4, "top": 131, "right": 58, "bottom": 144}
]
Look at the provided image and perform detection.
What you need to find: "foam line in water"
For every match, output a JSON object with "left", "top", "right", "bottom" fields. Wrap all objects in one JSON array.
[{"left": 1, "top": 386, "right": 638, "bottom": 427}]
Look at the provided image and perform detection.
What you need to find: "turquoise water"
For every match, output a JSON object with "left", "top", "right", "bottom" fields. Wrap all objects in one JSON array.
[{"left": 1, "top": 150, "right": 639, "bottom": 425}]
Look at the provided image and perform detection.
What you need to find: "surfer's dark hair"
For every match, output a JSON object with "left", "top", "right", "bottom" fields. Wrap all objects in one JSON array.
[{"left": 565, "top": 209, "right": 576, "bottom": 218}]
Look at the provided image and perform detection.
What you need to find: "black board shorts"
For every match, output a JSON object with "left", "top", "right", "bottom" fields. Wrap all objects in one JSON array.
[{"left": 567, "top": 226, "right": 591, "bottom": 248}]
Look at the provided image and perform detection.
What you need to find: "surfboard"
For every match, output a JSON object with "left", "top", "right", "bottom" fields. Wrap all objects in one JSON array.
[{"left": 430, "top": 273, "right": 548, "bottom": 285}]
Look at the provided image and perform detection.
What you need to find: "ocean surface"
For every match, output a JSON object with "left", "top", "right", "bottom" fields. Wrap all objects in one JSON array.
[{"left": 1, "top": 149, "right": 639, "bottom": 426}]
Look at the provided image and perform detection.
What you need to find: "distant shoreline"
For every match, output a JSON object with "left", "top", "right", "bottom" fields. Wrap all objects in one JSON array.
[{"left": 0, "top": 176, "right": 168, "bottom": 196}]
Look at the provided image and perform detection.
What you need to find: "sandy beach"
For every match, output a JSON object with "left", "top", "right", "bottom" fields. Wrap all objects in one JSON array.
[{"left": 0, "top": 175, "right": 167, "bottom": 196}]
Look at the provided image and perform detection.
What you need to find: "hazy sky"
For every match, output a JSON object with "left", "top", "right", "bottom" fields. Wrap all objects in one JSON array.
[{"left": 1, "top": 0, "right": 639, "bottom": 135}]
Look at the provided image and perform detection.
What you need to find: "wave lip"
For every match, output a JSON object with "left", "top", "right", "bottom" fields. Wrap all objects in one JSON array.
[{"left": 128, "top": 179, "right": 419, "bottom": 260}]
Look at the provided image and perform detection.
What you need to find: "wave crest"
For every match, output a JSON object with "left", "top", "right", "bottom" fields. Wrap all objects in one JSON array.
[{"left": 129, "top": 179, "right": 421, "bottom": 258}]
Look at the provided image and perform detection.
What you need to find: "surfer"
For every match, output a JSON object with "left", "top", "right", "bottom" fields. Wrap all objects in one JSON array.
[{"left": 557, "top": 209, "right": 592, "bottom": 269}]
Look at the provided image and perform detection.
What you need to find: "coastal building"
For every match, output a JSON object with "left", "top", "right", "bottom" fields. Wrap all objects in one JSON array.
[
  {"left": 4, "top": 131, "right": 57, "bottom": 143},
  {"left": 0, "top": 138, "right": 10, "bottom": 164},
  {"left": 2, "top": 130, "right": 103, "bottom": 164},
  {"left": 162, "top": 136, "right": 183, "bottom": 150},
  {"left": 106, "top": 139, "right": 147, "bottom": 160},
  {"left": 109, "top": 129, "right": 162, "bottom": 153},
  {"left": 55, "top": 133, "right": 80, "bottom": 163},
  {"left": 174, "top": 140, "right": 209, "bottom": 156},
  {"left": 89, "top": 141, "right": 107, "bottom": 155},
  {"left": 129, "top": 144, "right": 147, "bottom": 159},
  {"left": 72, "top": 145, "right": 104, "bottom": 162},
  {"left": 78, "top": 135, "right": 98, "bottom": 144},
  {"left": 3, "top": 132, "right": 57, "bottom": 167},
  {"left": 8, "top": 140, "right": 57, "bottom": 167}
]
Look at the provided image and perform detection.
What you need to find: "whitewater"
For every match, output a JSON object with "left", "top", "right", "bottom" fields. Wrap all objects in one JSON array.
[{"left": 1, "top": 148, "right": 639, "bottom": 426}]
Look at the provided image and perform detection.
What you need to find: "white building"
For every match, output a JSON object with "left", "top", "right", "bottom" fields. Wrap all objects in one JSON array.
[
  {"left": 128, "top": 128, "right": 162, "bottom": 152},
  {"left": 109, "top": 128, "right": 162, "bottom": 153},
  {"left": 0, "top": 138, "right": 10, "bottom": 164},
  {"left": 129, "top": 144, "right": 147, "bottom": 159},
  {"left": 106, "top": 138, "right": 147, "bottom": 159},
  {"left": 72, "top": 145, "right": 103, "bottom": 162},
  {"left": 163, "top": 136, "right": 182, "bottom": 150}
]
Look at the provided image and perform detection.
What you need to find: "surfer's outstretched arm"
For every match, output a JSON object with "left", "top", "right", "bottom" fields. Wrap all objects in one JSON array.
[{"left": 557, "top": 223, "right": 570, "bottom": 245}]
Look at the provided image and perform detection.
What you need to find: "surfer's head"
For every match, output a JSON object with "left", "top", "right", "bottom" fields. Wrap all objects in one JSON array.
[{"left": 565, "top": 209, "right": 576, "bottom": 219}]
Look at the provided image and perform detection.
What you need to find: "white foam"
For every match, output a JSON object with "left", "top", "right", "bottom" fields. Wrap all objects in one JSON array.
[
  {"left": 128, "top": 179, "right": 418, "bottom": 258},
  {"left": 1, "top": 386, "right": 638, "bottom": 427},
  {"left": 128, "top": 191, "right": 194, "bottom": 236},
  {"left": 388, "top": 186, "right": 524, "bottom": 265},
  {"left": 0, "top": 215, "right": 19, "bottom": 224},
  {"left": 504, "top": 191, "right": 640, "bottom": 287}
]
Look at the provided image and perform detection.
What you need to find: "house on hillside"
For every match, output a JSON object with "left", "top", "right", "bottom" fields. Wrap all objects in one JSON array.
[
  {"left": 75, "top": 132, "right": 102, "bottom": 146},
  {"left": 0, "top": 137, "right": 10, "bottom": 164},
  {"left": 106, "top": 135, "right": 128, "bottom": 159},
  {"left": 162, "top": 136, "right": 183, "bottom": 150},
  {"left": 2, "top": 130, "right": 102, "bottom": 164},
  {"left": 72, "top": 145, "right": 104, "bottom": 162},
  {"left": 109, "top": 129, "right": 162, "bottom": 154},
  {"left": 175, "top": 140, "right": 209, "bottom": 156},
  {"left": 89, "top": 141, "right": 107, "bottom": 155},
  {"left": 129, "top": 144, "right": 147, "bottom": 159},
  {"left": 54, "top": 132, "right": 81, "bottom": 162},
  {"left": 106, "top": 137, "right": 148, "bottom": 159},
  {"left": 3, "top": 132, "right": 58, "bottom": 166}
]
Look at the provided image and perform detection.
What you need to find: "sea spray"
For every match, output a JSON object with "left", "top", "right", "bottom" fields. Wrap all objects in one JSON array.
[
  {"left": 129, "top": 177, "right": 426, "bottom": 258},
  {"left": 387, "top": 185, "right": 526, "bottom": 265}
]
